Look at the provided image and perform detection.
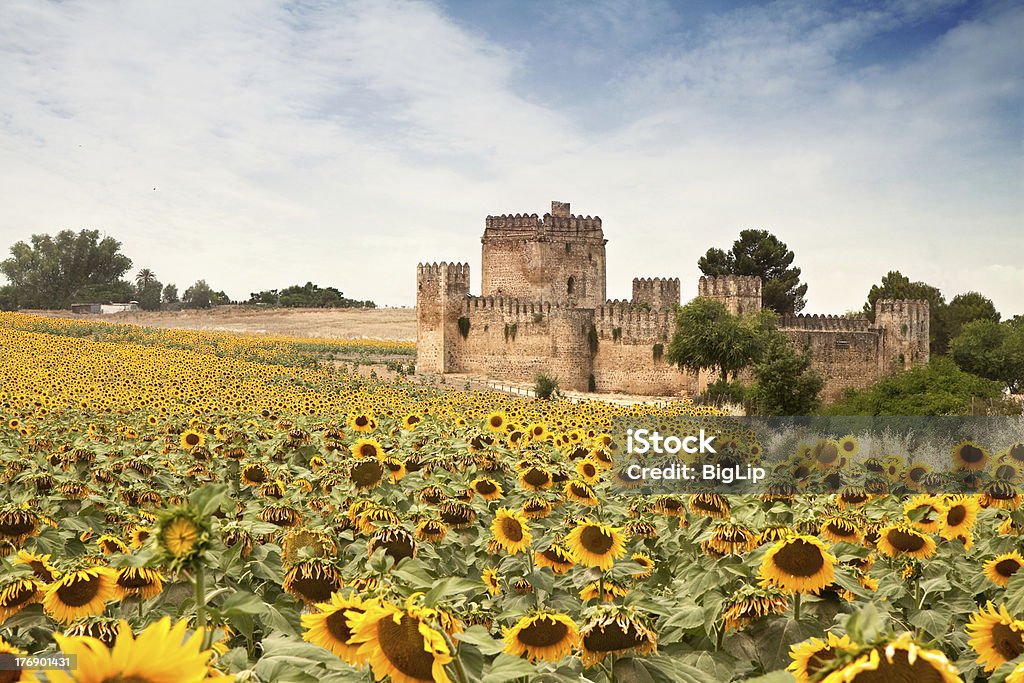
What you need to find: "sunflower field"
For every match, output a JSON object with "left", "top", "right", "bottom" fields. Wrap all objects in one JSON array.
[{"left": 2, "top": 311, "right": 1024, "bottom": 682}]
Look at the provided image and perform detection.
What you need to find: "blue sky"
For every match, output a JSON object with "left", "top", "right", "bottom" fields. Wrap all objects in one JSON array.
[{"left": 1, "top": 0, "right": 1021, "bottom": 314}]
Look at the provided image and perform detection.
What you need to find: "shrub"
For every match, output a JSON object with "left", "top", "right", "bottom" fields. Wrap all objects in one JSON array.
[{"left": 534, "top": 373, "right": 560, "bottom": 400}]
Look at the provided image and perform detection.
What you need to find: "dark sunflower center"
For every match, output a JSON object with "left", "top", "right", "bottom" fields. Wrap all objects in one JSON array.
[
  {"left": 992, "top": 623, "right": 1024, "bottom": 661},
  {"left": 806, "top": 648, "right": 837, "bottom": 676},
  {"left": 518, "top": 617, "right": 569, "bottom": 647},
  {"left": 582, "top": 464, "right": 596, "bottom": 477},
  {"left": 571, "top": 483, "right": 591, "bottom": 498},
  {"left": 582, "top": 621, "right": 644, "bottom": 653},
  {"left": 1010, "top": 444, "right": 1024, "bottom": 462},
  {"left": 489, "top": 417, "right": 503, "bottom": 428},
  {"left": 693, "top": 495, "right": 725, "bottom": 513},
  {"left": 959, "top": 445, "right": 984, "bottom": 464},
  {"left": 543, "top": 547, "right": 569, "bottom": 564},
  {"left": 580, "top": 526, "right": 614, "bottom": 554},
  {"left": 946, "top": 505, "right": 967, "bottom": 526},
  {"left": 118, "top": 574, "right": 154, "bottom": 589},
  {"left": 908, "top": 467, "right": 927, "bottom": 482},
  {"left": 358, "top": 444, "right": 377, "bottom": 458},
  {"left": 772, "top": 540, "right": 825, "bottom": 577},
  {"left": 326, "top": 607, "right": 363, "bottom": 644},
  {"left": 351, "top": 460, "right": 384, "bottom": 487},
  {"left": 440, "top": 505, "right": 473, "bottom": 525},
  {"left": 815, "top": 443, "right": 838, "bottom": 464},
  {"left": 0, "top": 517, "right": 34, "bottom": 537},
  {"left": 376, "top": 614, "right": 438, "bottom": 681},
  {"left": 355, "top": 416, "right": 369, "bottom": 427},
  {"left": 886, "top": 528, "right": 925, "bottom": 552},
  {"left": 1, "top": 582, "right": 36, "bottom": 608},
  {"left": 244, "top": 467, "right": 266, "bottom": 483},
  {"left": 291, "top": 576, "right": 338, "bottom": 603},
  {"left": 827, "top": 522, "right": 856, "bottom": 537},
  {"left": 499, "top": 517, "right": 524, "bottom": 543},
  {"left": 475, "top": 481, "right": 497, "bottom": 495},
  {"left": 374, "top": 535, "right": 416, "bottom": 561},
  {"left": 56, "top": 575, "right": 101, "bottom": 607},
  {"left": 185, "top": 433, "right": 200, "bottom": 446},
  {"left": 996, "top": 559, "right": 1022, "bottom": 578},
  {"left": 523, "top": 468, "right": 550, "bottom": 487}
]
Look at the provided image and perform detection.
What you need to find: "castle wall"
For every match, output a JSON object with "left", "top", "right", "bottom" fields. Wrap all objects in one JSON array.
[
  {"left": 448, "top": 297, "right": 593, "bottom": 391},
  {"left": 698, "top": 275, "right": 762, "bottom": 315},
  {"left": 416, "top": 262, "right": 470, "bottom": 374},
  {"left": 781, "top": 327, "right": 885, "bottom": 402}
]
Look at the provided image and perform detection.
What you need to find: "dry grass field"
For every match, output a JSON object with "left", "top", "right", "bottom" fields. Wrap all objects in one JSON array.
[{"left": 29, "top": 305, "right": 418, "bottom": 341}]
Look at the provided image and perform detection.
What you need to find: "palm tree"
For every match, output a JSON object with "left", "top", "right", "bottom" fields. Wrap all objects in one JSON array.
[{"left": 135, "top": 268, "right": 156, "bottom": 293}]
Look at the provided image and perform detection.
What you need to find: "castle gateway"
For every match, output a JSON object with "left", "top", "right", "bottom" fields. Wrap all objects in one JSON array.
[{"left": 416, "top": 201, "right": 929, "bottom": 401}]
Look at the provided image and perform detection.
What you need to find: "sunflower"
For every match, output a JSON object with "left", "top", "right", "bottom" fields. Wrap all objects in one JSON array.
[
  {"left": 178, "top": 429, "right": 205, "bottom": 449},
  {"left": 822, "top": 633, "right": 960, "bottom": 682},
  {"left": 535, "top": 543, "right": 575, "bottom": 574},
  {"left": 96, "top": 534, "right": 130, "bottom": 555},
  {"left": 875, "top": 524, "right": 936, "bottom": 560},
  {"left": 903, "top": 494, "right": 944, "bottom": 533},
  {"left": 819, "top": 516, "right": 861, "bottom": 545},
  {"left": 469, "top": 568, "right": 498, "bottom": 600},
  {"left": 43, "top": 566, "right": 118, "bottom": 624},
  {"left": 580, "top": 579, "right": 629, "bottom": 602},
  {"left": 576, "top": 458, "right": 601, "bottom": 484},
  {"left": 48, "top": 617, "right": 218, "bottom": 683},
  {"left": 63, "top": 616, "right": 122, "bottom": 648},
  {"left": 938, "top": 495, "right": 979, "bottom": 540},
  {"left": 438, "top": 501, "right": 476, "bottom": 528},
  {"left": 0, "top": 507, "right": 38, "bottom": 544},
  {"left": 283, "top": 559, "right": 344, "bottom": 605},
  {"left": 0, "top": 577, "right": 45, "bottom": 622},
  {"left": 416, "top": 519, "right": 448, "bottom": 543},
  {"left": 484, "top": 411, "right": 508, "bottom": 433},
  {"left": 281, "top": 528, "right": 336, "bottom": 567},
  {"left": 566, "top": 519, "right": 626, "bottom": 571},
  {"left": 240, "top": 462, "right": 270, "bottom": 486},
  {"left": 967, "top": 602, "right": 1024, "bottom": 672},
  {"left": 984, "top": 551, "right": 1024, "bottom": 588},
  {"left": 981, "top": 481, "right": 1022, "bottom": 510},
  {"left": 0, "top": 637, "right": 38, "bottom": 682},
  {"left": 708, "top": 522, "right": 757, "bottom": 554},
  {"left": 368, "top": 527, "right": 417, "bottom": 563},
  {"left": 579, "top": 605, "right": 657, "bottom": 666},
  {"left": 522, "top": 496, "right": 553, "bottom": 519},
  {"left": 788, "top": 632, "right": 857, "bottom": 682},
  {"left": 491, "top": 508, "right": 533, "bottom": 555},
  {"left": 348, "top": 413, "right": 376, "bottom": 434},
  {"left": 518, "top": 465, "right": 553, "bottom": 491},
  {"left": 469, "top": 477, "right": 503, "bottom": 501},
  {"left": 351, "top": 438, "right": 384, "bottom": 460},
  {"left": 348, "top": 598, "right": 453, "bottom": 683},
  {"left": 115, "top": 567, "right": 164, "bottom": 601},
  {"left": 503, "top": 611, "right": 579, "bottom": 663},
  {"left": 723, "top": 586, "right": 788, "bottom": 632},
  {"left": 630, "top": 552, "right": 655, "bottom": 579},
  {"left": 155, "top": 508, "right": 208, "bottom": 568},
  {"left": 837, "top": 435, "right": 859, "bottom": 458},
  {"left": 952, "top": 441, "right": 988, "bottom": 471},
  {"left": 689, "top": 492, "right": 729, "bottom": 519},
  {"left": 14, "top": 550, "right": 60, "bottom": 582},
  {"left": 301, "top": 592, "right": 369, "bottom": 666},
  {"left": 350, "top": 459, "right": 386, "bottom": 490},
  {"left": 759, "top": 535, "right": 836, "bottom": 594},
  {"left": 564, "top": 479, "right": 599, "bottom": 506}
]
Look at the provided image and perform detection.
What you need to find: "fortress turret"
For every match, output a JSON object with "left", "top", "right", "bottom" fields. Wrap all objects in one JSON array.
[
  {"left": 697, "top": 275, "right": 763, "bottom": 315},
  {"left": 416, "top": 262, "right": 470, "bottom": 373}
]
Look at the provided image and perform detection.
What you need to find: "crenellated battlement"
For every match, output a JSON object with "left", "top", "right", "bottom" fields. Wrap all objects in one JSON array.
[
  {"left": 464, "top": 296, "right": 572, "bottom": 316},
  {"left": 697, "top": 275, "right": 762, "bottom": 297},
  {"left": 632, "top": 277, "right": 681, "bottom": 311},
  {"left": 484, "top": 201, "right": 604, "bottom": 238},
  {"left": 416, "top": 262, "right": 471, "bottom": 283},
  {"left": 779, "top": 314, "right": 874, "bottom": 332}
]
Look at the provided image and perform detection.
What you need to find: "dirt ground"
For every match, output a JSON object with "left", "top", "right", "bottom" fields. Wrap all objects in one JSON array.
[{"left": 30, "top": 306, "right": 418, "bottom": 341}]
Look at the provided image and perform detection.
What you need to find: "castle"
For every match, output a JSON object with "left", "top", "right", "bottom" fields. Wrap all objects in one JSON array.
[{"left": 416, "top": 201, "right": 929, "bottom": 402}]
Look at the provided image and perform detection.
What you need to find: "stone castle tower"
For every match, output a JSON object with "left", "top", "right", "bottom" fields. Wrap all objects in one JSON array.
[
  {"left": 416, "top": 200, "right": 929, "bottom": 400},
  {"left": 481, "top": 201, "right": 607, "bottom": 308}
]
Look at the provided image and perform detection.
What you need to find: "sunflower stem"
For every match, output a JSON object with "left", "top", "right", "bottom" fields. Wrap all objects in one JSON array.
[
  {"left": 599, "top": 573, "right": 605, "bottom": 603},
  {"left": 793, "top": 593, "right": 801, "bottom": 622},
  {"left": 440, "top": 628, "right": 469, "bottom": 683},
  {"left": 194, "top": 564, "right": 209, "bottom": 650},
  {"left": 526, "top": 549, "right": 540, "bottom": 609},
  {"left": 607, "top": 653, "right": 616, "bottom": 682}
]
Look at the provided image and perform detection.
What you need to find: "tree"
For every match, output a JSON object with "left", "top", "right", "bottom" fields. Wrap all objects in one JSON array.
[
  {"left": 162, "top": 284, "right": 179, "bottom": 304},
  {"left": 137, "top": 278, "right": 163, "bottom": 311},
  {"left": 950, "top": 319, "right": 1024, "bottom": 393},
  {"left": 698, "top": 229, "right": 807, "bottom": 314},
  {"left": 863, "top": 271, "right": 948, "bottom": 353},
  {"left": 750, "top": 333, "right": 824, "bottom": 415},
  {"left": 945, "top": 291, "right": 1000, "bottom": 341},
  {"left": 135, "top": 268, "right": 156, "bottom": 292},
  {"left": 0, "top": 229, "right": 133, "bottom": 308},
  {"left": 820, "top": 357, "right": 1007, "bottom": 416},
  {"left": 182, "top": 280, "right": 215, "bottom": 309},
  {"left": 666, "top": 297, "right": 772, "bottom": 384}
]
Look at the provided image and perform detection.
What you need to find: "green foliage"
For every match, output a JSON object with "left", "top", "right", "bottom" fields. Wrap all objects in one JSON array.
[
  {"left": 863, "top": 271, "right": 948, "bottom": 353},
  {"left": 162, "top": 283, "right": 179, "bottom": 304},
  {"left": 0, "top": 229, "right": 133, "bottom": 308},
  {"left": 667, "top": 298, "right": 774, "bottom": 383},
  {"left": 653, "top": 342, "right": 664, "bottom": 362},
  {"left": 534, "top": 372, "right": 560, "bottom": 399},
  {"left": 587, "top": 323, "right": 598, "bottom": 354},
  {"left": 749, "top": 334, "right": 823, "bottom": 415},
  {"left": 700, "top": 378, "right": 749, "bottom": 406},
  {"left": 457, "top": 316, "right": 470, "bottom": 339},
  {"left": 820, "top": 356, "right": 1007, "bottom": 416},
  {"left": 946, "top": 291, "right": 1000, "bottom": 340},
  {"left": 182, "top": 280, "right": 229, "bottom": 309},
  {"left": 950, "top": 318, "right": 1024, "bottom": 393},
  {"left": 135, "top": 269, "right": 162, "bottom": 311},
  {"left": 698, "top": 229, "right": 807, "bottom": 314},
  {"left": 247, "top": 282, "right": 375, "bottom": 308}
]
